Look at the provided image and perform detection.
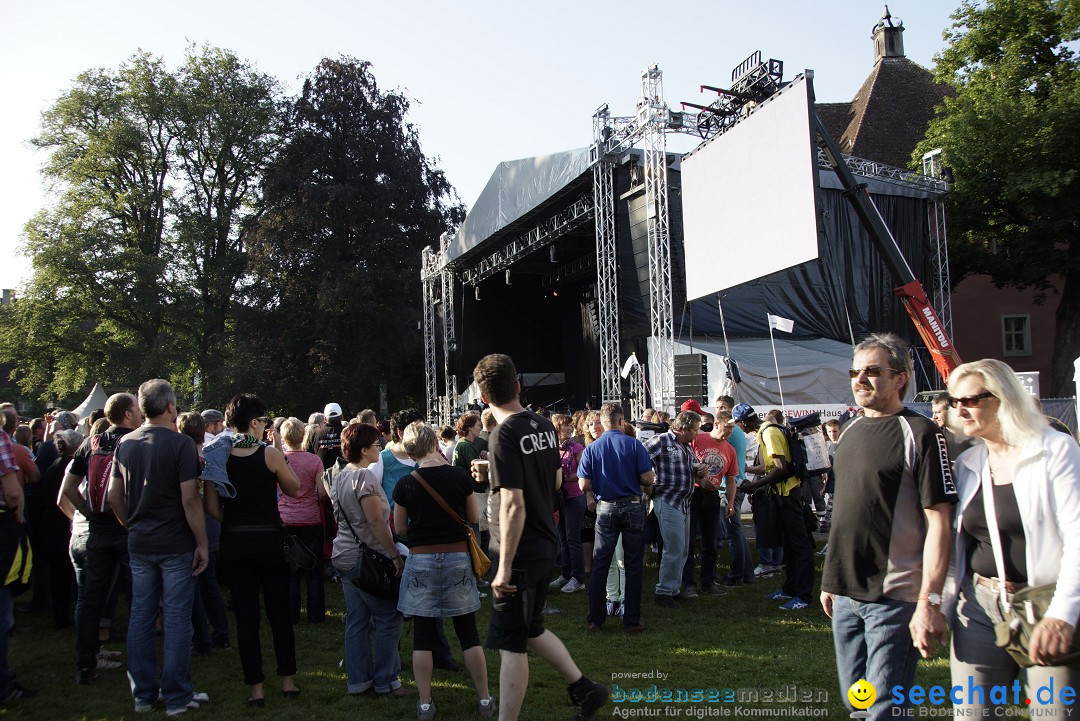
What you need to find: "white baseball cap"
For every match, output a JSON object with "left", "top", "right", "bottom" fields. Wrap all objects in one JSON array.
[{"left": 324, "top": 402, "right": 343, "bottom": 418}]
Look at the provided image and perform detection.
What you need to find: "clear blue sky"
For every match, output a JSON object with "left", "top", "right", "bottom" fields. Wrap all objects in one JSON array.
[{"left": 1, "top": 0, "right": 959, "bottom": 290}]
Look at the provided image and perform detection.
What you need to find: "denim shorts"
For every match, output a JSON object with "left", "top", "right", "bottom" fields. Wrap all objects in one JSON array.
[{"left": 397, "top": 551, "right": 480, "bottom": 617}]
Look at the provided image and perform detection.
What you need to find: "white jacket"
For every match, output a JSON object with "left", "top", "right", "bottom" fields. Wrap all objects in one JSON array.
[{"left": 943, "top": 428, "right": 1080, "bottom": 626}]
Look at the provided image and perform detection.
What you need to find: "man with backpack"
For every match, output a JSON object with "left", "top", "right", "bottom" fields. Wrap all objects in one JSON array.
[
  {"left": 59, "top": 392, "right": 144, "bottom": 684},
  {"left": 733, "top": 404, "right": 814, "bottom": 611}
]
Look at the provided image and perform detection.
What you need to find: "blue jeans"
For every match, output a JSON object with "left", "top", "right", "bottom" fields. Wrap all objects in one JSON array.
[
  {"left": 587, "top": 499, "right": 645, "bottom": 627},
  {"left": 557, "top": 494, "right": 587, "bottom": 582},
  {"left": 341, "top": 580, "right": 403, "bottom": 693},
  {"left": 0, "top": 586, "right": 14, "bottom": 697},
  {"left": 831, "top": 594, "right": 918, "bottom": 721},
  {"left": 127, "top": 550, "right": 197, "bottom": 712},
  {"left": 722, "top": 493, "right": 754, "bottom": 583},
  {"left": 653, "top": 499, "right": 689, "bottom": 597}
]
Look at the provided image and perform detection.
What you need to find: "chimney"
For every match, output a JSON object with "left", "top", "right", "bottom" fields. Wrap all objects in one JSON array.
[{"left": 872, "top": 5, "right": 905, "bottom": 62}]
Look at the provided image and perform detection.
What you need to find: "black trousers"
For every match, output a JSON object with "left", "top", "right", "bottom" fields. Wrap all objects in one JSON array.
[
  {"left": 75, "top": 533, "right": 130, "bottom": 672},
  {"left": 220, "top": 529, "right": 296, "bottom": 684},
  {"left": 777, "top": 493, "right": 815, "bottom": 601},
  {"left": 681, "top": 486, "right": 720, "bottom": 588}
]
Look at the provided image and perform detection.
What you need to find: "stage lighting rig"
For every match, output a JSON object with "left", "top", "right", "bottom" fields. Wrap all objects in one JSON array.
[{"left": 680, "top": 51, "right": 785, "bottom": 139}]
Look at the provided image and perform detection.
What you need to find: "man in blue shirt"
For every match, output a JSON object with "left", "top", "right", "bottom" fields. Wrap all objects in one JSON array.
[
  {"left": 579, "top": 403, "right": 655, "bottom": 633},
  {"left": 643, "top": 411, "right": 703, "bottom": 609}
]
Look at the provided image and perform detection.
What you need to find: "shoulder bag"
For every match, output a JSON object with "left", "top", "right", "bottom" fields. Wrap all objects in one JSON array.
[
  {"left": 981, "top": 465, "right": 1080, "bottom": 667},
  {"left": 410, "top": 470, "right": 491, "bottom": 580}
]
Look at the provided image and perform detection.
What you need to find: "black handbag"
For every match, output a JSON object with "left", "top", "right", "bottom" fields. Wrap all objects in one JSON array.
[
  {"left": 282, "top": 532, "right": 318, "bottom": 577},
  {"left": 335, "top": 475, "right": 400, "bottom": 599}
]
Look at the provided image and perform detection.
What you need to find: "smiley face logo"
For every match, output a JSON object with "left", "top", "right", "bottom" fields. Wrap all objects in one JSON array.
[{"left": 847, "top": 679, "right": 876, "bottom": 710}]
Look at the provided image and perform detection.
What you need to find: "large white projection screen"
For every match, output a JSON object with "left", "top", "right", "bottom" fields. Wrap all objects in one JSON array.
[{"left": 681, "top": 74, "right": 820, "bottom": 300}]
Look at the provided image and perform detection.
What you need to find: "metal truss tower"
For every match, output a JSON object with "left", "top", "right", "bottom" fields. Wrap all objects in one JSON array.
[
  {"left": 640, "top": 65, "right": 675, "bottom": 412},
  {"left": 629, "top": 362, "right": 646, "bottom": 421},
  {"left": 439, "top": 232, "right": 457, "bottom": 423},
  {"left": 922, "top": 149, "right": 953, "bottom": 339},
  {"left": 421, "top": 246, "right": 441, "bottom": 422},
  {"left": 592, "top": 105, "right": 621, "bottom": 404}
]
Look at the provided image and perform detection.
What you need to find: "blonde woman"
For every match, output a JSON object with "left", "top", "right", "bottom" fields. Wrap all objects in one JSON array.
[{"left": 944, "top": 359, "right": 1080, "bottom": 717}]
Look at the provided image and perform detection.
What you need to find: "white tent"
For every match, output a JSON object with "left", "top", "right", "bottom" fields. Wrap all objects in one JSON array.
[{"left": 72, "top": 383, "right": 108, "bottom": 433}]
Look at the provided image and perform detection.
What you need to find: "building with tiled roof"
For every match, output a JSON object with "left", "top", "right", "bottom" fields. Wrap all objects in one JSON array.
[{"left": 816, "top": 6, "right": 951, "bottom": 169}]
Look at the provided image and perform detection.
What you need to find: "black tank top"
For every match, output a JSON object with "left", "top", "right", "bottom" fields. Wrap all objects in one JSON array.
[{"left": 223, "top": 446, "right": 282, "bottom": 529}]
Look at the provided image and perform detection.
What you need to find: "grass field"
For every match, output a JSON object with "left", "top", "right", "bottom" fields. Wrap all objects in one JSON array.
[{"left": 4, "top": 532, "right": 953, "bottom": 720}]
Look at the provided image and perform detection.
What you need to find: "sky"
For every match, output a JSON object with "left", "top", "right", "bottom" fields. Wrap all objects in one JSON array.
[{"left": 0, "top": 0, "right": 960, "bottom": 291}]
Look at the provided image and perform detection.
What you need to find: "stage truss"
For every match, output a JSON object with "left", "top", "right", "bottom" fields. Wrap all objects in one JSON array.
[{"left": 420, "top": 58, "right": 951, "bottom": 424}]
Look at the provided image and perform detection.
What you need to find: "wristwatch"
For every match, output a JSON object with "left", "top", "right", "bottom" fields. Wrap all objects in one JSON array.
[{"left": 918, "top": 591, "right": 942, "bottom": 606}]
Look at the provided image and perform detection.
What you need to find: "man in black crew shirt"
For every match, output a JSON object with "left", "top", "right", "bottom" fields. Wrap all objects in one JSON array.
[
  {"left": 820, "top": 334, "right": 957, "bottom": 721},
  {"left": 478, "top": 354, "right": 607, "bottom": 721},
  {"left": 59, "top": 393, "right": 144, "bottom": 685}
]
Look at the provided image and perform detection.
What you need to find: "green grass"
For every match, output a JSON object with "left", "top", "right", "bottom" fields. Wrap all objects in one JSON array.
[{"left": 6, "top": 535, "right": 952, "bottom": 720}]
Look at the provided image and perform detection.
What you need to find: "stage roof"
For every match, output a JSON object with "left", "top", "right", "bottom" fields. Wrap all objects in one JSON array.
[{"left": 446, "top": 147, "right": 592, "bottom": 265}]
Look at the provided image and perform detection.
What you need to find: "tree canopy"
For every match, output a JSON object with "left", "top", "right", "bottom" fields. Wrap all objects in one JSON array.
[
  {"left": 918, "top": 0, "right": 1080, "bottom": 393},
  {"left": 1, "top": 50, "right": 459, "bottom": 415}
]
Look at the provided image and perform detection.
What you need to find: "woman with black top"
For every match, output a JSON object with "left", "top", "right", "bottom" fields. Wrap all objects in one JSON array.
[
  {"left": 944, "top": 359, "right": 1080, "bottom": 717},
  {"left": 204, "top": 394, "right": 300, "bottom": 708},
  {"left": 393, "top": 421, "right": 494, "bottom": 721}
]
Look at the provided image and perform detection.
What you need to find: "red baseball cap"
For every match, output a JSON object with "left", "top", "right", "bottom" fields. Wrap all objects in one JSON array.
[{"left": 680, "top": 399, "right": 704, "bottom": 415}]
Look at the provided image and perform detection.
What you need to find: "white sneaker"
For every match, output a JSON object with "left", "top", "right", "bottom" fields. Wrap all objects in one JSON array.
[
  {"left": 165, "top": 693, "right": 209, "bottom": 716},
  {"left": 753, "top": 564, "right": 773, "bottom": 577},
  {"left": 549, "top": 576, "right": 570, "bottom": 590},
  {"left": 561, "top": 578, "right": 585, "bottom": 593}
]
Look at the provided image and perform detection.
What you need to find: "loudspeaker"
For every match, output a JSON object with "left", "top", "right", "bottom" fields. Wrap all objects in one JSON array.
[{"left": 674, "top": 353, "right": 708, "bottom": 405}]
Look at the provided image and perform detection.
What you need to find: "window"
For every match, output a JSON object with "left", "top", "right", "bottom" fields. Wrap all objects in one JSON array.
[{"left": 1002, "top": 315, "right": 1031, "bottom": 357}]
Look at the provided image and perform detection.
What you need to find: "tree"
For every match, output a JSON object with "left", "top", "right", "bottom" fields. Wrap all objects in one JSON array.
[
  {"left": 917, "top": 0, "right": 1080, "bottom": 394},
  {"left": 0, "top": 47, "right": 284, "bottom": 405},
  {"left": 245, "top": 58, "right": 465, "bottom": 414},
  {"left": 168, "top": 46, "right": 282, "bottom": 404},
  {"left": 0, "top": 54, "right": 181, "bottom": 399}
]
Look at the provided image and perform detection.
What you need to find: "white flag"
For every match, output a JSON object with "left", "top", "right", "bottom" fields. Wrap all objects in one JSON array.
[
  {"left": 768, "top": 314, "right": 794, "bottom": 333},
  {"left": 620, "top": 353, "right": 639, "bottom": 379}
]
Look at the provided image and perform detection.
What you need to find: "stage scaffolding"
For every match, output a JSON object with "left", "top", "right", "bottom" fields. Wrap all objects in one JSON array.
[{"left": 420, "top": 63, "right": 951, "bottom": 425}]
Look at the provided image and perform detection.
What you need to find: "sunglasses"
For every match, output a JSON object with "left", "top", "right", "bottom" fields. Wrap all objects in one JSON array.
[
  {"left": 848, "top": 365, "right": 905, "bottom": 379},
  {"left": 255, "top": 416, "right": 271, "bottom": 424},
  {"left": 946, "top": 392, "right": 995, "bottom": 409}
]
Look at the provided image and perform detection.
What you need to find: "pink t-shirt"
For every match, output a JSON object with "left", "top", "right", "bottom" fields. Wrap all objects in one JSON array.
[
  {"left": 559, "top": 440, "right": 584, "bottom": 499},
  {"left": 279, "top": 450, "right": 325, "bottom": 526}
]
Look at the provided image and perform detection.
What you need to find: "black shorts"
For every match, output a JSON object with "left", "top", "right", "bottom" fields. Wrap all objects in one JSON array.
[{"left": 485, "top": 558, "right": 554, "bottom": 653}]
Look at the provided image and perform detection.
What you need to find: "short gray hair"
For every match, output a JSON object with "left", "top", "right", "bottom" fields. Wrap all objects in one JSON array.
[
  {"left": 402, "top": 421, "right": 438, "bottom": 459},
  {"left": 854, "top": 333, "right": 912, "bottom": 396},
  {"left": 670, "top": 410, "right": 701, "bottom": 431},
  {"left": 138, "top": 379, "right": 176, "bottom": 419},
  {"left": 55, "top": 429, "right": 84, "bottom": 457}
]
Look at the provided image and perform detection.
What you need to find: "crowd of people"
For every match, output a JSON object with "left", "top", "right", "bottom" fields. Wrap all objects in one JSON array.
[{"left": 0, "top": 336, "right": 1077, "bottom": 720}]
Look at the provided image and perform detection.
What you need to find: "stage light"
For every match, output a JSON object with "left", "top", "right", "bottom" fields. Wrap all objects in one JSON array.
[
  {"left": 553, "top": 291, "right": 558, "bottom": 297},
  {"left": 505, "top": 270, "right": 512, "bottom": 285},
  {"left": 550, "top": 245, "right": 557, "bottom": 263},
  {"left": 474, "top": 286, "right": 480, "bottom": 301}
]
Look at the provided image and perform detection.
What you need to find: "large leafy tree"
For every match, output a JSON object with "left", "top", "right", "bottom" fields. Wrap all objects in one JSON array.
[
  {"left": 918, "top": 0, "right": 1080, "bottom": 393},
  {"left": 169, "top": 46, "right": 282, "bottom": 404},
  {"left": 1, "top": 47, "right": 283, "bottom": 405},
  {"left": 245, "top": 58, "right": 464, "bottom": 415}
]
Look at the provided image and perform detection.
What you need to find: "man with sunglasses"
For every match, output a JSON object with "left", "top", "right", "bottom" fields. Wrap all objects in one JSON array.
[{"left": 820, "top": 333, "right": 957, "bottom": 721}]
